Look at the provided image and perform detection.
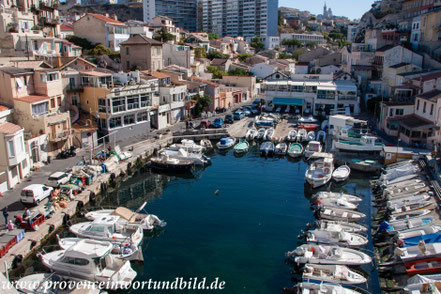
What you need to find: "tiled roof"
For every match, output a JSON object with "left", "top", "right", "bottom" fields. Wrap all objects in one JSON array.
[
  {"left": 79, "top": 70, "right": 112, "bottom": 77},
  {"left": 417, "top": 89, "right": 441, "bottom": 102},
  {"left": 88, "top": 13, "right": 126, "bottom": 26},
  {"left": 211, "top": 58, "right": 228, "bottom": 66},
  {"left": 0, "top": 122, "right": 21, "bottom": 134},
  {"left": 413, "top": 71, "right": 441, "bottom": 82},
  {"left": 120, "top": 34, "right": 162, "bottom": 46},
  {"left": 60, "top": 25, "right": 73, "bottom": 31},
  {"left": 0, "top": 67, "right": 34, "bottom": 76},
  {"left": 388, "top": 114, "right": 433, "bottom": 129},
  {"left": 15, "top": 95, "right": 49, "bottom": 103},
  {"left": 151, "top": 71, "right": 172, "bottom": 79}
]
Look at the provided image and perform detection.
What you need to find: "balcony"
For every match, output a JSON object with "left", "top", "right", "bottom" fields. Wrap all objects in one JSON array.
[
  {"left": 49, "top": 130, "right": 70, "bottom": 142},
  {"left": 339, "top": 96, "right": 357, "bottom": 101},
  {"left": 66, "top": 85, "right": 83, "bottom": 93}
]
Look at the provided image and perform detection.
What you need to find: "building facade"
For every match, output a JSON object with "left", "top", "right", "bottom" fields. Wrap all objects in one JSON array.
[
  {"left": 120, "top": 34, "right": 163, "bottom": 72},
  {"left": 143, "top": 0, "right": 198, "bottom": 32}
]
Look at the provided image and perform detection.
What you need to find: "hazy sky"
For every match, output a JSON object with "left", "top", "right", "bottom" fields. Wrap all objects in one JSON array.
[{"left": 279, "top": 0, "right": 376, "bottom": 20}]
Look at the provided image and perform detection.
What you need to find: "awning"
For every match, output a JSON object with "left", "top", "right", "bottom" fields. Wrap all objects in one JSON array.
[{"left": 272, "top": 98, "right": 303, "bottom": 106}]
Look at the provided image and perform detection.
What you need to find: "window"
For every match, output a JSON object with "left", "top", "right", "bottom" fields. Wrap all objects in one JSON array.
[
  {"left": 125, "top": 47, "right": 129, "bottom": 55},
  {"left": 124, "top": 114, "right": 135, "bottom": 125},
  {"left": 137, "top": 112, "right": 148, "bottom": 122},
  {"left": 140, "top": 94, "right": 151, "bottom": 107},
  {"left": 127, "top": 95, "right": 139, "bottom": 110},
  {"left": 126, "top": 61, "right": 130, "bottom": 70},
  {"left": 389, "top": 109, "right": 393, "bottom": 116},
  {"left": 395, "top": 109, "right": 404, "bottom": 116},
  {"left": 46, "top": 73, "right": 59, "bottom": 82},
  {"left": 109, "top": 117, "right": 122, "bottom": 129},
  {"left": 112, "top": 97, "right": 126, "bottom": 113},
  {"left": 50, "top": 98, "right": 55, "bottom": 108},
  {"left": 32, "top": 102, "right": 48, "bottom": 116},
  {"left": 417, "top": 99, "right": 420, "bottom": 110},
  {"left": 7, "top": 140, "right": 15, "bottom": 158},
  {"left": 423, "top": 101, "right": 426, "bottom": 113},
  {"left": 57, "top": 96, "right": 61, "bottom": 106}
]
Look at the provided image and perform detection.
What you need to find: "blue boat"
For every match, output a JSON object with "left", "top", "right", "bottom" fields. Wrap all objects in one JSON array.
[
  {"left": 260, "top": 142, "right": 275, "bottom": 157},
  {"left": 402, "top": 232, "right": 441, "bottom": 247},
  {"left": 216, "top": 137, "right": 236, "bottom": 150}
]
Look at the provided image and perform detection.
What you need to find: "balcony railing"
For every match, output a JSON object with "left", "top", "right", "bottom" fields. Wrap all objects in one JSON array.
[
  {"left": 112, "top": 105, "right": 126, "bottom": 113},
  {"left": 66, "top": 85, "right": 83, "bottom": 93},
  {"left": 49, "top": 130, "right": 69, "bottom": 142}
]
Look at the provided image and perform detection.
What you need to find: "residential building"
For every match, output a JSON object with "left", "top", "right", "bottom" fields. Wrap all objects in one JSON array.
[
  {"left": 120, "top": 34, "right": 163, "bottom": 72},
  {"left": 402, "top": 0, "right": 434, "bottom": 19},
  {"left": 410, "top": 15, "right": 422, "bottom": 50},
  {"left": 73, "top": 13, "right": 130, "bottom": 51},
  {"left": 149, "top": 16, "right": 181, "bottom": 42},
  {"left": 126, "top": 20, "right": 155, "bottom": 38},
  {"left": 250, "top": 63, "right": 278, "bottom": 80},
  {"left": 191, "top": 77, "right": 220, "bottom": 112},
  {"left": 185, "top": 33, "right": 210, "bottom": 51},
  {"left": 210, "top": 59, "right": 233, "bottom": 72},
  {"left": 262, "top": 36, "right": 280, "bottom": 50},
  {"left": 347, "top": 23, "right": 359, "bottom": 43},
  {"left": 0, "top": 106, "right": 30, "bottom": 192},
  {"left": 60, "top": 25, "right": 74, "bottom": 39},
  {"left": 280, "top": 33, "right": 326, "bottom": 46},
  {"left": 201, "top": 0, "right": 278, "bottom": 38},
  {"left": 220, "top": 75, "right": 257, "bottom": 99},
  {"left": 380, "top": 100, "right": 416, "bottom": 137},
  {"left": 142, "top": 0, "right": 197, "bottom": 32},
  {"left": 163, "top": 43, "right": 194, "bottom": 69},
  {"left": 418, "top": 8, "right": 441, "bottom": 57}
]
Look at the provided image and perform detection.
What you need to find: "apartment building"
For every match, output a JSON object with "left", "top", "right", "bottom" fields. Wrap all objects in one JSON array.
[
  {"left": 280, "top": 33, "right": 326, "bottom": 45},
  {"left": 201, "top": 0, "right": 278, "bottom": 38},
  {"left": 120, "top": 34, "right": 163, "bottom": 72},
  {"left": 347, "top": 23, "right": 359, "bottom": 43},
  {"left": 143, "top": 0, "right": 197, "bottom": 32},
  {"left": 162, "top": 43, "right": 194, "bottom": 69}
]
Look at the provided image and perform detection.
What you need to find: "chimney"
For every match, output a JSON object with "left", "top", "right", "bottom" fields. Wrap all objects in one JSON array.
[
  {"left": 111, "top": 14, "right": 117, "bottom": 21},
  {"left": 57, "top": 56, "right": 62, "bottom": 68}
]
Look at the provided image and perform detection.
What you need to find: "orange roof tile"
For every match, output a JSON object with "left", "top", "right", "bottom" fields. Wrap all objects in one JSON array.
[
  {"left": 60, "top": 25, "right": 73, "bottom": 31},
  {"left": 88, "top": 13, "right": 126, "bottom": 26},
  {"left": 15, "top": 95, "right": 49, "bottom": 103},
  {"left": 151, "top": 71, "right": 172, "bottom": 79},
  {"left": 0, "top": 122, "right": 22, "bottom": 134}
]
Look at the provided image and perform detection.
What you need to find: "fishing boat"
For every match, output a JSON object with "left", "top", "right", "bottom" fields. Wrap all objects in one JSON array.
[
  {"left": 317, "top": 206, "right": 366, "bottom": 222},
  {"left": 298, "top": 115, "right": 318, "bottom": 123},
  {"left": 275, "top": 143, "right": 288, "bottom": 155},
  {"left": 398, "top": 225, "right": 441, "bottom": 239},
  {"left": 298, "top": 124, "right": 319, "bottom": 132},
  {"left": 287, "top": 130, "right": 297, "bottom": 142},
  {"left": 287, "top": 244, "right": 372, "bottom": 265},
  {"left": 311, "top": 220, "right": 367, "bottom": 233},
  {"left": 388, "top": 209, "right": 433, "bottom": 222},
  {"left": 260, "top": 142, "right": 275, "bottom": 157},
  {"left": 39, "top": 239, "right": 137, "bottom": 289},
  {"left": 315, "top": 198, "right": 358, "bottom": 210},
  {"left": 380, "top": 164, "right": 419, "bottom": 182},
  {"left": 84, "top": 204, "right": 166, "bottom": 231},
  {"left": 332, "top": 165, "right": 351, "bottom": 182},
  {"left": 69, "top": 215, "right": 144, "bottom": 248},
  {"left": 288, "top": 143, "right": 303, "bottom": 158},
  {"left": 386, "top": 217, "right": 436, "bottom": 232},
  {"left": 264, "top": 127, "right": 275, "bottom": 141},
  {"left": 302, "top": 264, "right": 367, "bottom": 285},
  {"left": 200, "top": 139, "right": 213, "bottom": 150},
  {"left": 234, "top": 140, "right": 249, "bottom": 154},
  {"left": 255, "top": 114, "right": 276, "bottom": 127},
  {"left": 334, "top": 136, "right": 383, "bottom": 152},
  {"left": 150, "top": 156, "right": 194, "bottom": 172},
  {"left": 307, "top": 131, "right": 316, "bottom": 141},
  {"left": 160, "top": 148, "right": 211, "bottom": 165},
  {"left": 304, "top": 141, "right": 322, "bottom": 158},
  {"left": 388, "top": 201, "right": 433, "bottom": 215},
  {"left": 217, "top": 137, "right": 236, "bottom": 150},
  {"left": 292, "top": 282, "right": 362, "bottom": 294},
  {"left": 297, "top": 128, "right": 308, "bottom": 142},
  {"left": 313, "top": 191, "right": 362, "bottom": 204},
  {"left": 305, "top": 158, "right": 334, "bottom": 189},
  {"left": 388, "top": 243, "right": 441, "bottom": 264},
  {"left": 257, "top": 128, "right": 266, "bottom": 140},
  {"left": 245, "top": 128, "right": 258, "bottom": 141},
  {"left": 316, "top": 130, "right": 326, "bottom": 142},
  {"left": 402, "top": 233, "right": 441, "bottom": 248},
  {"left": 168, "top": 139, "right": 204, "bottom": 153},
  {"left": 386, "top": 194, "right": 431, "bottom": 209},
  {"left": 304, "top": 230, "right": 368, "bottom": 247},
  {"left": 381, "top": 173, "right": 420, "bottom": 186}
]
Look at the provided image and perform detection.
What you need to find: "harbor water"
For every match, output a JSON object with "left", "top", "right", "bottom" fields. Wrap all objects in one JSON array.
[{"left": 57, "top": 144, "right": 380, "bottom": 293}]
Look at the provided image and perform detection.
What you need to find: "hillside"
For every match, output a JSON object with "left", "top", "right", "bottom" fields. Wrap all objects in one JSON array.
[{"left": 59, "top": 4, "right": 143, "bottom": 22}]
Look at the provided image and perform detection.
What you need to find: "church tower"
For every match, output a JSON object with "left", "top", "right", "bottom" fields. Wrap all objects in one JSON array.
[{"left": 323, "top": 2, "right": 327, "bottom": 17}]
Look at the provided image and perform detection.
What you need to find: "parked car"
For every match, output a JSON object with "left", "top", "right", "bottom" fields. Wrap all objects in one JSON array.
[
  {"left": 47, "top": 172, "right": 72, "bottom": 188},
  {"left": 199, "top": 119, "right": 211, "bottom": 129},
  {"left": 212, "top": 118, "right": 224, "bottom": 128},
  {"left": 215, "top": 107, "right": 227, "bottom": 113},
  {"left": 243, "top": 110, "right": 251, "bottom": 117},
  {"left": 225, "top": 114, "right": 234, "bottom": 124},
  {"left": 252, "top": 99, "right": 261, "bottom": 106},
  {"left": 234, "top": 111, "right": 245, "bottom": 120},
  {"left": 20, "top": 184, "right": 53, "bottom": 205}
]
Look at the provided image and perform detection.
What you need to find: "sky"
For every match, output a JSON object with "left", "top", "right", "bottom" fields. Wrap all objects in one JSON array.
[{"left": 278, "top": 0, "right": 376, "bottom": 20}]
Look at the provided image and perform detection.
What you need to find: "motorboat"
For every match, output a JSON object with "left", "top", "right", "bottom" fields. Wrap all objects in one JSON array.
[
  {"left": 317, "top": 206, "right": 366, "bottom": 222},
  {"left": 298, "top": 124, "right": 319, "bottom": 132},
  {"left": 257, "top": 128, "right": 266, "bottom": 140},
  {"left": 386, "top": 194, "right": 431, "bottom": 209},
  {"left": 150, "top": 156, "right": 194, "bottom": 172},
  {"left": 405, "top": 274, "right": 441, "bottom": 293},
  {"left": 160, "top": 148, "right": 210, "bottom": 165},
  {"left": 402, "top": 233, "right": 441, "bottom": 248},
  {"left": 398, "top": 225, "right": 441, "bottom": 239},
  {"left": 85, "top": 204, "right": 166, "bottom": 231},
  {"left": 386, "top": 217, "right": 436, "bottom": 232},
  {"left": 311, "top": 220, "right": 367, "bottom": 233},
  {"left": 287, "top": 130, "right": 297, "bottom": 142},
  {"left": 234, "top": 140, "right": 249, "bottom": 154},
  {"left": 288, "top": 143, "right": 303, "bottom": 158},
  {"left": 304, "top": 141, "right": 322, "bottom": 158},
  {"left": 388, "top": 201, "right": 433, "bottom": 215},
  {"left": 388, "top": 209, "right": 433, "bottom": 222},
  {"left": 287, "top": 244, "right": 372, "bottom": 265},
  {"left": 313, "top": 191, "right": 362, "bottom": 204},
  {"left": 297, "top": 129, "right": 308, "bottom": 142},
  {"left": 381, "top": 173, "right": 420, "bottom": 186},
  {"left": 380, "top": 164, "right": 419, "bottom": 182},
  {"left": 69, "top": 215, "right": 144, "bottom": 248},
  {"left": 292, "top": 282, "right": 362, "bottom": 294},
  {"left": 39, "top": 239, "right": 137, "bottom": 289},
  {"left": 332, "top": 165, "right": 351, "bottom": 182},
  {"left": 302, "top": 264, "right": 367, "bottom": 285},
  {"left": 298, "top": 116, "right": 318, "bottom": 123},
  {"left": 264, "top": 128, "right": 275, "bottom": 141},
  {"left": 316, "top": 130, "right": 326, "bottom": 142},
  {"left": 245, "top": 128, "right": 258, "bottom": 141},
  {"left": 388, "top": 243, "right": 441, "bottom": 264},
  {"left": 315, "top": 198, "right": 358, "bottom": 210},
  {"left": 260, "top": 142, "right": 275, "bottom": 157},
  {"left": 275, "top": 143, "right": 288, "bottom": 155},
  {"left": 217, "top": 137, "right": 236, "bottom": 150},
  {"left": 306, "top": 131, "right": 316, "bottom": 141},
  {"left": 200, "top": 139, "right": 213, "bottom": 150},
  {"left": 334, "top": 136, "right": 383, "bottom": 152},
  {"left": 168, "top": 139, "right": 204, "bottom": 153},
  {"left": 305, "top": 230, "right": 368, "bottom": 247},
  {"left": 305, "top": 158, "right": 334, "bottom": 189},
  {"left": 255, "top": 114, "right": 276, "bottom": 127}
]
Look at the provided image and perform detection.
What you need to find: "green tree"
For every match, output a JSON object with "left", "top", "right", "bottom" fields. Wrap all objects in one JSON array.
[
  {"left": 208, "top": 33, "right": 219, "bottom": 40},
  {"left": 228, "top": 68, "right": 250, "bottom": 76},
  {"left": 278, "top": 11, "right": 284, "bottom": 26},
  {"left": 250, "top": 37, "right": 264, "bottom": 53},
  {"left": 207, "top": 66, "right": 226, "bottom": 79},
  {"left": 282, "top": 39, "right": 302, "bottom": 47},
  {"left": 206, "top": 50, "right": 229, "bottom": 60},
  {"left": 194, "top": 94, "right": 212, "bottom": 117},
  {"left": 84, "top": 44, "right": 119, "bottom": 57},
  {"left": 279, "top": 52, "right": 294, "bottom": 59},
  {"left": 237, "top": 53, "right": 253, "bottom": 62},
  {"left": 305, "top": 41, "right": 318, "bottom": 48},
  {"left": 153, "top": 27, "right": 174, "bottom": 42},
  {"left": 194, "top": 47, "right": 207, "bottom": 58},
  {"left": 66, "top": 35, "right": 94, "bottom": 50}
]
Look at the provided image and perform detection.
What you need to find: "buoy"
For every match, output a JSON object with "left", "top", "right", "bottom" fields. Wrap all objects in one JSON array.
[{"left": 214, "top": 189, "right": 219, "bottom": 195}]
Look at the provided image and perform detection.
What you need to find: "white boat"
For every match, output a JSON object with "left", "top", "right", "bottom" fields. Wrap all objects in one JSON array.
[
  {"left": 317, "top": 206, "right": 366, "bottom": 222},
  {"left": 288, "top": 143, "right": 303, "bottom": 158},
  {"left": 69, "top": 215, "right": 143, "bottom": 248},
  {"left": 382, "top": 179, "right": 424, "bottom": 191},
  {"left": 39, "top": 239, "right": 137, "bottom": 289},
  {"left": 302, "top": 264, "right": 367, "bottom": 285},
  {"left": 255, "top": 114, "right": 276, "bottom": 127},
  {"left": 313, "top": 220, "right": 367, "bottom": 233},
  {"left": 386, "top": 194, "right": 431, "bottom": 209},
  {"left": 383, "top": 183, "right": 427, "bottom": 198},
  {"left": 334, "top": 136, "right": 383, "bottom": 152},
  {"left": 287, "top": 244, "right": 372, "bottom": 265},
  {"left": 297, "top": 128, "right": 308, "bottom": 142},
  {"left": 160, "top": 148, "right": 210, "bottom": 165},
  {"left": 380, "top": 164, "right": 419, "bottom": 182},
  {"left": 200, "top": 139, "right": 213, "bottom": 150},
  {"left": 275, "top": 143, "right": 288, "bottom": 155},
  {"left": 316, "top": 130, "right": 326, "bottom": 142},
  {"left": 305, "top": 230, "right": 368, "bottom": 247},
  {"left": 388, "top": 201, "right": 433, "bottom": 215},
  {"left": 388, "top": 217, "right": 436, "bottom": 232},
  {"left": 313, "top": 191, "right": 362, "bottom": 204},
  {"left": 305, "top": 158, "right": 334, "bottom": 188},
  {"left": 287, "top": 130, "right": 297, "bottom": 142},
  {"left": 405, "top": 274, "right": 441, "bottom": 293},
  {"left": 293, "top": 282, "right": 362, "bottom": 294},
  {"left": 316, "top": 198, "right": 358, "bottom": 210},
  {"left": 380, "top": 173, "right": 419, "bottom": 186},
  {"left": 168, "top": 139, "right": 204, "bottom": 153},
  {"left": 304, "top": 141, "right": 322, "bottom": 158},
  {"left": 307, "top": 131, "right": 316, "bottom": 141},
  {"left": 392, "top": 242, "right": 441, "bottom": 263},
  {"left": 398, "top": 225, "right": 441, "bottom": 239},
  {"left": 216, "top": 137, "right": 236, "bottom": 149},
  {"left": 85, "top": 204, "right": 166, "bottom": 231},
  {"left": 332, "top": 165, "right": 351, "bottom": 182},
  {"left": 246, "top": 128, "right": 258, "bottom": 140},
  {"left": 298, "top": 116, "right": 318, "bottom": 123},
  {"left": 257, "top": 128, "right": 266, "bottom": 140},
  {"left": 264, "top": 127, "right": 275, "bottom": 141},
  {"left": 389, "top": 209, "right": 432, "bottom": 222}
]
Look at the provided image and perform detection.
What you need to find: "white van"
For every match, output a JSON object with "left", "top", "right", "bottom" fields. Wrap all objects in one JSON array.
[
  {"left": 20, "top": 184, "right": 53, "bottom": 205},
  {"left": 47, "top": 172, "right": 71, "bottom": 188}
]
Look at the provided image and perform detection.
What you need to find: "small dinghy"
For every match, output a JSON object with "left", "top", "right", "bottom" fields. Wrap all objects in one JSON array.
[
  {"left": 311, "top": 220, "right": 368, "bottom": 233},
  {"left": 386, "top": 194, "right": 431, "bottom": 209},
  {"left": 200, "top": 139, "right": 212, "bottom": 150},
  {"left": 313, "top": 191, "right": 362, "bottom": 204},
  {"left": 315, "top": 198, "right": 358, "bottom": 210},
  {"left": 386, "top": 217, "right": 436, "bottom": 232},
  {"left": 275, "top": 142, "right": 288, "bottom": 155},
  {"left": 292, "top": 282, "right": 362, "bottom": 294},
  {"left": 388, "top": 201, "right": 433, "bottom": 215},
  {"left": 402, "top": 232, "right": 441, "bottom": 248},
  {"left": 260, "top": 142, "right": 275, "bottom": 157},
  {"left": 234, "top": 140, "right": 249, "bottom": 154},
  {"left": 287, "top": 130, "right": 297, "bottom": 142},
  {"left": 302, "top": 264, "right": 367, "bottom": 285},
  {"left": 398, "top": 225, "right": 441, "bottom": 239},
  {"left": 287, "top": 244, "right": 372, "bottom": 265},
  {"left": 317, "top": 206, "right": 366, "bottom": 222},
  {"left": 304, "top": 141, "right": 322, "bottom": 158},
  {"left": 264, "top": 127, "right": 275, "bottom": 141},
  {"left": 387, "top": 242, "right": 441, "bottom": 264},
  {"left": 305, "top": 230, "right": 368, "bottom": 247},
  {"left": 245, "top": 128, "right": 258, "bottom": 141},
  {"left": 307, "top": 131, "right": 316, "bottom": 141},
  {"left": 406, "top": 258, "right": 441, "bottom": 276},
  {"left": 288, "top": 143, "right": 303, "bottom": 158},
  {"left": 257, "top": 128, "right": 266, "bottom": 140},
  {"left": 217, "top": 137, "right": 236, "bottom": 149},
  {"left": 332, "top": 165, "right": 351, "bottom": 182},
  {"left": 297, "top": 128, "right": 308, "bottom": 142},
  {"left": 388, "top": 209, "right": 433, "bottom": 222},
  {"left": 305, "top": 158, "right": 334, "bottom": 189},
  {"left": 316, "top": 130, "right": 326, "bottom": 142}
]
